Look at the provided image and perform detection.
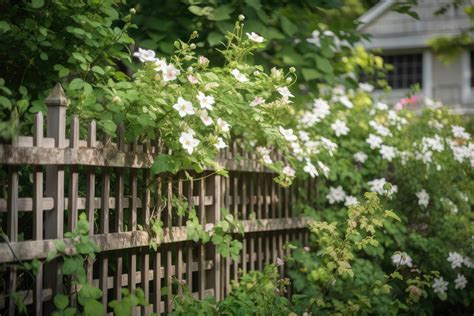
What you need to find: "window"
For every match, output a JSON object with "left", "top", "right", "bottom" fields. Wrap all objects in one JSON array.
[
  {"left": 382, "top": 53, "right": 423, "bottom": 89},
  {"left": 470, "top": 51, "right": 474, "bottom": 87}
]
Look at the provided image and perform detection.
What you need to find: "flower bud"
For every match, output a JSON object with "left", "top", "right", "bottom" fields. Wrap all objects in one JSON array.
[
  {"left": 190, "top": 43, "right": 196, "bottom": 49},
  {"left": 286, "top": 77, "right": 292, "bottom": 83},
  {"left": 238, "top": 14, "right": 245, "bottom": 21},
  {"left": 289, "top": 67, "right": 296, "bottom": 73},
  {"left": 198, "top": 55, "right": 209, "bottom": 67},
  {"left": 129, "top": 8, "right": 136, "bottom": 14},
  {"left": 187, "top": 66, "right": 193, "bottom": 72},
  {"left": 112, "top": 95, "right": 122, "bottom": 104}
]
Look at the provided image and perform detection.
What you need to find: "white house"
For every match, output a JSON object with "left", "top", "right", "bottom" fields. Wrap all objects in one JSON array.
[{"left": 358, "top": 0, "right": 473, "bottom": 114}]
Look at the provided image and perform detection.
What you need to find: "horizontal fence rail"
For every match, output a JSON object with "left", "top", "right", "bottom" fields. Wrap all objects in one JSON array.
[{"left": 0, "top": 84, "right": 312, "bottom": 315}]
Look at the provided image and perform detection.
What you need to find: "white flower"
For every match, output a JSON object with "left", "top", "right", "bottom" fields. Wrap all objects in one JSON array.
[
  {"left": 282, "top": 166, "right": 296, "bottom": 177},
  {"left": 231, "top": 69, "right": 248, "bottom": 83},
  {"left": 369, "top": 121, "right": 392, "bottom": 137},
  {"left": 452, "top": 125, "right": 471, "bottom": 140},
  {"left": 304, "top": 160, "right": 318, "bottom": 178},
  {"left": 344, "top": 196, "right": 358, "bottom": 207},
  {"left": 179, "top": 130, "right": 200, "bottom": 154},
  {"left": 326, "top": 186, "right": 346, "bottom": 204},
  {"left": 277, "top": 87, "right": 294, "bottom": 98},
  {"left": 454, "top": 274, "right": 467, "bottom": 289},
  {"left": 299, "top": 131, "right": 310, "bottom": 142},
  {"left": 415, "top": 189, "right": 429, "bottom": 208},
  {"left": 187, "top": 74, "right": 199, "bottom": 84},
  {"left": 391, "top": 252, "right": 413, "bottom": 268},
  {"left": 366, "top": 134, "right": 383, "bottom": 149},
  {"left": 250, "top": 96, "right": 265, "bottom": 107},
  {"left": 246, "top": 32, "right": 264, "bottom": 43},
  {"left": 375, "top": 102, "right": 388, "bottom": 111},
  {"left": 338, "top": 95, "right": 353, "bottom": 109},
  {"left": 463, "top": 256, "right": 474, "bottom": 268},
  {"left": 306, "top": 30, "right": 321, "bottom": 46},
  {"left": 197, "top": 91, "right": 215, "bottom": 110},
  {"left": 432, "top": 277, "right": 448, "bottom": 295},
  {"left": 447, "top": 251, "right": 464, "bottom": 269},
  {"left": 313, "top": 98, "right": 330, "bottom": 119},
  {"left": 199, "top": 110, "right": 213, "bottom": 126},
  {"left": 380, "top": 145, "right": 396, "bottom": 161},
  {"left": 317, "top": 161, "right": 330, "bottom": 178},
  {"left": 276, "top": 257, "right": 284, "bottom": 266},
  {"left": 368, "top": 178, "right": 397, "bottom": 196},
  {"left": 198, "top": 55, "right": 209, "bottom": 66},
  {"left": 331, "top": 119, "right": 349, "bottom": 137},
  {"left": 359, "top": 82, "right": 374, "bottom": 92},
  {"left": 216, "top": 118, "right": 230, "bottom": 132},
  {"left": 173, "top": 97, "right": 194, "bottom": 117},
  {"left": 214, "top": 137, "right": 227, "bottom": 150},
  {"left": 133, "top": 48, "right": 156, "bottom": 62},
  {"left": 279, "top": 127, "right": 298, "bottom": 142},
  {"left": 162, "top": 63, "right": 181, "bottom": 82},
  {"left": 320, "top": 137, "right": 338, "bottom": 156},
  {"left": 154, "top": 58, "right": 167, "bottom": 72},
  {"left": 354, "top": 151, "right": 368, "bottom": 163},
  {"left": 262, "top": 154, "right": 272, "bottom": 164}
]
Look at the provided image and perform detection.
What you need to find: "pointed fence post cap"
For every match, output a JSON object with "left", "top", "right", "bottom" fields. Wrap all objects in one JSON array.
[{"left": 45, "top": 83, "right": 69, "bottom": 107}]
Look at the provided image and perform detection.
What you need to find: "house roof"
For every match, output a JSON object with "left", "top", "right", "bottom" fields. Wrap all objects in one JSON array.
[{"left": 358, "top": 0, "right": 396, "bottom": 31}]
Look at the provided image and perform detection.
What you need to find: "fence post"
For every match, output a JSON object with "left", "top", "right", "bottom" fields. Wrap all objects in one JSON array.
[{"left": 44, "top": 83, "right": 68, "bottom": 305}]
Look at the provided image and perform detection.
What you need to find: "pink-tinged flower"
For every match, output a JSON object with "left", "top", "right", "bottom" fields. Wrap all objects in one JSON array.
[
  {"left": 187, "top": 74, "right": 198, "bottom": 84},
  {"left": 276, "top": 257, "right": 284, "bottom": 266},
  {"left": 303, "top": 246, "right": 310, "bottom": 252},
  {"left": 162, "top": 63, "right": 181, "bottom": 82},
  {"left": 198, "top": 56, "right": 209, "bottom": 67},
  {"left": 250, "top": 96, "right": 265, "bottom": 107}
]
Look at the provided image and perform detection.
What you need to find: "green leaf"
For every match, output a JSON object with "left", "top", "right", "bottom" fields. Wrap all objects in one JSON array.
[
  {"left": 208, "top": 5, "right": 234, "bottom": 21},
  {"left": 62, "top": 257, "right": 83, "bottom": 275},
  {"left": 69, "top": 78, "right": 84, "bottom": 90},
  {"left": 0, "top": 21, "right": 11, "bottom": 33},
  {"left": 188, "top": 5, "right": 204, "bottom": 16},
  {"left": 100, "top": 119, "right": 116, "bottom": 135},
  {"left": 280, "top": 16, "right": 297, "bottom": 36},
  {"left": 245, "top": 0, "right": 262, "bottom": 10},
  {"left": 151, "top": 154, "right": 176, "bottom": 174},
  {"left": 384, "top": 210, "right": 401, "bottom": 222},
  {"left": 302, "top": 68, "right": 320, "bottom": 81},
  {"left": 31, "top": 0, "right": 44, "bottom": 8},
  {"left": 91, "top": 66, "right": 105, "bottom": 75},
  {"left": 0, "top": 96, "right": 12, "bottom": 109},
  {"left": 315, "top": 56, "right": 333, "bottom": 73},
  {"left": 54, "top": 294, "right": 69, "bottom": 310},
  {"left": 207, "top": 31, "right": 224, "bottom": 46}
]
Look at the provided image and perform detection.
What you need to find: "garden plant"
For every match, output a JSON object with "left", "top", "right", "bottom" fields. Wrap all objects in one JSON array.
[{"left": 0, "top": 0, "right": 472, "bottom": 315}]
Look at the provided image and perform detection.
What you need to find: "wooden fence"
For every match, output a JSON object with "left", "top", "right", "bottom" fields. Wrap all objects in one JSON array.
[{"left": 0, "top": 84, "right": 311, "bottom": 315}]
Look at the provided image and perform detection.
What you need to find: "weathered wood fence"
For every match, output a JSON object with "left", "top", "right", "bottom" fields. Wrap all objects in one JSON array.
[{"left": 0, "top": 85, "right": 311, "bottom": 315}]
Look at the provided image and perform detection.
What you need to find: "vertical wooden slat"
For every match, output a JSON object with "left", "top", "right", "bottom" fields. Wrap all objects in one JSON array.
[
  {"left": 165, "top": 179, "right": 173, "bottom": 312},
  {"left": 7, "top": 167, "right": 18, "bottom": 316},
  {"left": 186, "top": 179, "right": 193, "bottom": 291},
  {"left": 232, "top": 174, "right": 238, "bottom": 281},
  {"left": 86, "top": 121, "right": 96, "bottom": 284},
  {"left": 33, "top": 112, "right": 44, "bottom": 315},
  {"left": 142, "top": 164, "right": 151, "bottom": 315},
  {"left": 44, "top": 84, "right": 67, "bottom": 304},
  {"left": 99, "top": 155, "right": 110, "bottom": 313},
  {"left": 129, "top": 141, "right": 138, "bottom": 304},
  {"left": 241, "top": 174, "right": 247, "bottom": 274},
  {"left": 198, "top": 177, "right": 206, "bottom": 299},
  {"left": 153, "top": 250, "right": 162, "bottom": 315},
  {"left": 68, "top": 115, "right": 79, "bottom": 231},
  {"left": 263, "top": 175, "right": 270, "bottom": 266},
  {"left": 114, "top": 124, "right": 125, "bottom": 302},
  {"left": 207, "top": 173, "right": 221, "bottom": 301},
  {"left": 249, "top": 174, "right": 255, "bottom": 272},
  {"left": 256, "top": 174, "right": 263, "bottom": 271},
  {"left": 176, "top": 179, "right": 183, "bottom": 295}
]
